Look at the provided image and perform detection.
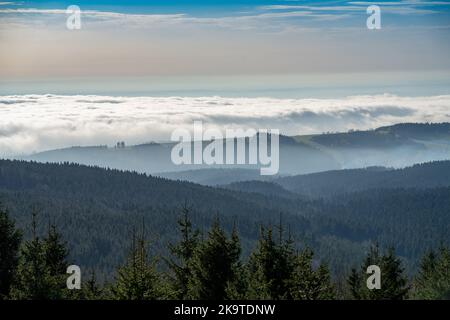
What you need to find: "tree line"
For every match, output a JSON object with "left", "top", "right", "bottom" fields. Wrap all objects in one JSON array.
[{"left": 0, "top": 205, "right": 449, "bottom": 300}]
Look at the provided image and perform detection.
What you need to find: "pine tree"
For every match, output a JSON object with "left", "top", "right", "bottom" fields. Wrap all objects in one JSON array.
[
  {"left": 414, "top": 246, "right": 450, "bottom": 299},
  {"left": 43, "top": 224, "right": 69, "bottom": 276},
  {"left": 347, "top": 268, "right": 363, "bottom": 300},
  {"left": 112, "top": 227, "right": 160, "bottom": 300},
  {"left": 246, "top": 225, "right": 296, "bottom": 300},
  {"left": 0, "top": 206, "right": 22, "bottom": 299},
  {"left": 11, "top": 216, "right": 69, "bottom": 299},
  {"left": 84, "top": 271, "right": 103, "bottom": 300},
  {"left": 225, "top": 226, "right": 248, "bottom": 299},
  {"left": 43, "top": 224, "right": 70, "bottom": 297},
  {"left": 72, "top": 270, "right": 103, "bottom": 300},
  {"left": 381, "top": 248, "right": 409, "bottom": 299},
  {"left": 288, "top": 249, "right": 335, "bottom": 300},
  {"left": 433, "top": 247, "right": 450, "bottom": 300},
  {"left": 165, "top": 205, "right": 200, "bottom": 299},
  {"left": 187, "top": 218, "right": 241, "bottom": 300},
  {"left": 348, "top": 244, "right": 409, "bottom": 300}
]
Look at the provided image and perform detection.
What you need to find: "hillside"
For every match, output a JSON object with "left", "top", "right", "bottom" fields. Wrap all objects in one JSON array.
[
  {"left": 157, "top": 168, "right": 268, "bottom": 186},
  {"left": 23, "top": 136, "right": 340, "bottom": 176},
  {"left": 275, "top": 161, "right": 450, "bottom": 197},
  {"left": 21, "top": 123, "right": 450, "bottom": 177},
  {"left": 300, "top": 123, "right": 450, "bottom": 148},
  {"left": 222, "top": 180, "right": 298, "bottom": 199},
  {"left": 0, "top": 159, "right": 449, "bottom": 278},
  {"left": 0, "top": 160, "right": 309, "bottom": 278}
]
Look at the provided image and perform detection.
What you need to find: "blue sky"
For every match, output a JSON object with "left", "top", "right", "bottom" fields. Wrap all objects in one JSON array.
[
  {"left": 2, "top": 0, "right": 450, "bottom": 32},
  {"left": 4, "top": 0, "right": 450, "bottom": 18}
]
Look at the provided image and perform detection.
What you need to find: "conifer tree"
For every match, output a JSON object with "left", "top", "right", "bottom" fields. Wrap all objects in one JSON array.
[
  {"left": 381, "top": 248, "right": 409, "bottom": 299},
  {"left": 246, "top": 225, "right": 296, "bottom": 300},
  {"left": 166, "top": 205, "right": 200, "bottom": 299},
  {"left": 112, "top": 227, "right": 160, "bottom": 300},
  {"left": 85, "top": 271, "right": 103, "bottom": 300},
  {"left": 0, "top": 206, "right": 22, "bottom": 299},
  {"left": 348, "top": 244, "right": 409, "bottom": 300},
  {"left": 414, "top": 246, "right": 450, "bottom": 299},
  {"left": 225, "top": 227, "right": 248, "bottom": 299},
  {"left": 289, "top": 249, "right": 335, "bottom": 300},
  {"left": 187, "top": 218, "right": 241, "bottom": 300},
  {"left": 10, "top": 215, "right": 66, "bottom": 299},
  {"left": 72, "top": 270, "right": 104, "bottom": 300},
  {"left": 43, "top": 224, "right": 69, "bottom": 277},
  {"left": 347, "top": 268, "right": 363, "bottom": 300}
]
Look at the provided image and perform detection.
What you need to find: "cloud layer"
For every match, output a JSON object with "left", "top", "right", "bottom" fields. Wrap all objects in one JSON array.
[{"left": 1, "top": 94, "right": 449, "bottom": 156}]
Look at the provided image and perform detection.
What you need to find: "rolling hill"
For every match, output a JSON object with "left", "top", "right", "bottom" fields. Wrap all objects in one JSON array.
[
  {"left": 274, "top": 161, "right": 450, "bottom": 198},
  {"left": 20, "top": 123, "right": 450, "bottom": 179},
  {"left": 0, "top": 159, "right": 449, "bottom": 278}
]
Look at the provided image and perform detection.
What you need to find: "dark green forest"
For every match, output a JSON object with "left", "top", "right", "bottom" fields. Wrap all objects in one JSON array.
[
  {"left": 1, "top": 206, "right": 449, "bottom": 300},
  {"left": 274, "top": 161, "right": 450, "bottom": 197},
  {"left": 0, "top": 159, "right": 449, "bottom": 299}
]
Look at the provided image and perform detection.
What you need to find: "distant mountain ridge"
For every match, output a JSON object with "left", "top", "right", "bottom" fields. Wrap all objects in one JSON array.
[
  {"left": 221, "top": 161, "right": 450, "bottom": 198},
  {"left": 17, "top": 123, "right": 450, "bottom": 178},
  {"left": 301, "top": 123, "right": 450, "bottom": 148}
]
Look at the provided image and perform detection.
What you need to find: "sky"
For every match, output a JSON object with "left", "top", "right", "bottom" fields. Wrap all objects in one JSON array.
[
  {"left": 1, "top": 0, "right": 450, "bottom": 83},
  {"left": 0, "top": 1, "right": 450, "bottom": 155}
]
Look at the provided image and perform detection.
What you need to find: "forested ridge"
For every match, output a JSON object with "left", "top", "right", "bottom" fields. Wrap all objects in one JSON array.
[
  {"left": 304, "top": 122, "right": 450, "bottom": 148},
  {"left": 24, "top": 123, "right": 450, "bottom": 176},
  {"left": 0, "top": 159, "right": 449, "bottom": 284},
  {"left": 275, "top": 161, "right": 450, "bottom": 197},
  {"left": 0, "top": 160, "right": 310, "bottom": 277}
]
